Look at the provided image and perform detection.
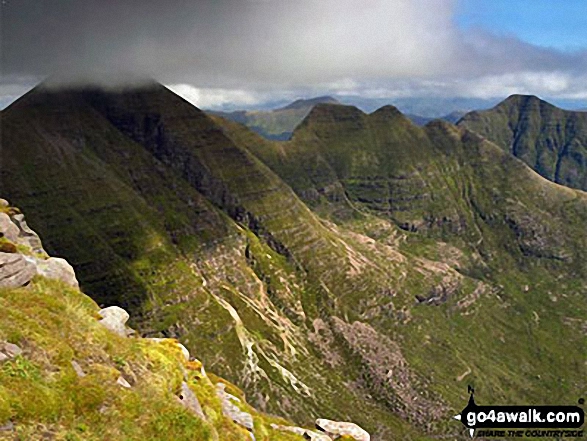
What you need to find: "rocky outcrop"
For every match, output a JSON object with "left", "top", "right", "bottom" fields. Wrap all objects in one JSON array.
[
  {"left": 0, "top": 252, "right": 37, "bottom": 288},
  {"left": 10, "top": 213, "right": 46, "bottom": 255},
  {"left": 0, "top": 213, "right": 19, "bottom": 243},
  {"left": 98, "top": 306, "right": 132, "bottom": 337},
  {"left": 116, "top": 376, "right": 132, "bottom": 388},
  {"left": 0, "top": 202, "right": 80, "bottom": 288},
  {"left": 177, "top": 381, "right": 205, "bottom": 419},
  {"left": 216, "top": 382, "right": 254, "bottom": 432},
  {"left": 316, "top": 419, "right": 370, "bottom": 441},
  {"left": 0, "top": 342, "right": 23, "bottom": 363},
  {"left": 270, "top": 423, "right": 332, "bottom": 440},
  {"left": 35, "top": 257, "right": 79, "bottom": 288}
]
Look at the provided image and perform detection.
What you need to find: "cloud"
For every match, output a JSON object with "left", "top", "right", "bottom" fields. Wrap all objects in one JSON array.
[{"left": 2, "top": 0, "right": 587, "bottom": 107}]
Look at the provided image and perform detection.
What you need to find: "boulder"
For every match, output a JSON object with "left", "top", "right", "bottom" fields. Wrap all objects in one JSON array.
[
  {"left": 177, "top": 382, "right": 205, "bottom": 419},
  {"left": 0, "top": 252, "right": 36, "bottom": 288},
  {"left": 98, "top": 306, "right": 131, "bottom": 337},
  {"left": 35, "top": 257, "right": 79, "bottom": 288},
  {"left": 216, "top": 382, "right": 254, "bottom": 431},
  {"left": 0, "top": 213, "right": 19, "bottom": 243},
  {"left": 271, "top": 423, "right": 332, "bottom": 440},
  {"left": 0, "top": 342, "right": 23, "bottom": 363},
  {"left": 316, "top": 419, "right": 370, "bottom": 441},
  {"left": 10, "top": 214, "right": 46, "bottom": 254},
  {"left": 116, "top": 376, "right": 132, "bottom": 388}
]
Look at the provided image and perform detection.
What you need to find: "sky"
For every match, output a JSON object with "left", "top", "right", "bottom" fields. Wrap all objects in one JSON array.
[{"left": 1, "top": 0, "right": 586, "bottom": 110}]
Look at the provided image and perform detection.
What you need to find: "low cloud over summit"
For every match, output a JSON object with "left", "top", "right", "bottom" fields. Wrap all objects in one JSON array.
[{"left": 2, "top": 0, "right": 587, "bottom": 107}]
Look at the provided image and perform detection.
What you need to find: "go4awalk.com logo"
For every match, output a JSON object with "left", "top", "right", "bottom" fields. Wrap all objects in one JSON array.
[{"left": 453, "top": 387, "right": 585, "bottom": 438}]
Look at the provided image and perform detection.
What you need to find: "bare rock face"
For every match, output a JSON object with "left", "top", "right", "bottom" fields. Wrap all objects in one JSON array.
[
  {"left": 0, "top": 252, "right": 36, "bottom": 288},
  {"left": 10, "top": 214, "right": 46, "bottom": 255},
  {"left": 35, "top": 257, "right": 79, "bottom": 288},
  {"left": 270, "top": 423, "right": 332, "bottom": 440},
  {"left": 316, "top": 419, "right": 370, "bottom": 441},
  {"left": 216, "top": 382, "right": 254, "bottom": 432},
  {"left": 98, "top": 306, "right": 131, "bottom": 337},
  {"left": 177, "top": 382, "right": 205, "bottom": 419},
  {"left": 0, "top": 213, "right": 19, "bottom": 243}
]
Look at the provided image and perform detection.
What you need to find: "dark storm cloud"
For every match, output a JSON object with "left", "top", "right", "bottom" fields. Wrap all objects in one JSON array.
[{"left": 2, "top": 0, "right": 587, "bottom": 104}]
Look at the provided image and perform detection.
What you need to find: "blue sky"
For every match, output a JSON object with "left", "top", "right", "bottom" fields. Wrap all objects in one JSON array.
[{"left": 456, "top": 0, "right": 587, "bottom": 51}]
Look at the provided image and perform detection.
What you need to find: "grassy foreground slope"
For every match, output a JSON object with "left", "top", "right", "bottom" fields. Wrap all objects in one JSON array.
[
  {"left": 458, "top": 95, "right": 587, "bottom": 191},
  {"left": 0, "top": 277, "right": 312, "bottom": 441},
  {"left": 2, "top": 85, "right": 587, "bottom": 440}
]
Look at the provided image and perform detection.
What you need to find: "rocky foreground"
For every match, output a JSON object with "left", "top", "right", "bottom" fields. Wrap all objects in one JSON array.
[{"left": 0, "top": 199, "right": 369, "bottom": 440}]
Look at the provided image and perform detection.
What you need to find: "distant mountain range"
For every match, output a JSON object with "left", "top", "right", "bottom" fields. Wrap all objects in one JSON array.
[
  {"left": 2, "top": 84, "right": 586, "bottom": 440},
  {"left": 210, "top": 96, "right": 342, "bottom": 140},
  {"left": 211, "top": 97, "right": 471, "bottom": 140}
]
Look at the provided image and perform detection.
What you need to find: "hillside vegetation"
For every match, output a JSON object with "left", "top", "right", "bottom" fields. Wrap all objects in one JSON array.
[
  {"left": 1, "top": 84, "right": 586, "bottom": 440},
  {"left": 458, "top": 95, "right": 587, "bottom": 191}
]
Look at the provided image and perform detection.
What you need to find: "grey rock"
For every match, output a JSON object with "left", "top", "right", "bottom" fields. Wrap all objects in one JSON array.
[
  {"left": 0, "top": 342, "right": 22, "bottom": 363},
  {"left": 10, "top": 214, "right": 46, "bottom": 254},
  {"left": 71, "top": 360, "right": 86, "bottom": 378},
  {"left": 116, "top": 376, "right": 131, "bottom": 388},
  {"left": 177, "top": 382, "right": 205, "bottom": 419},
  {"left": 271, "top": 423, "right": 332, "bottom": 440},
  {"left": 0, "top": 421, "right": 14, "bottom": 432},
  {"left": 316, "top": 419, "right": 370, "bottom": 441},
  {"left": 0, "top": 213, "right": 19, "bottom": 243},
  {"left": 0, "top": 252, "right": 36, "bottom": 288},
  {"left": 36, "top": 257, "right": 79, "bottom": 288},
  {"left": 3, "top": 342, "right": 22, "bottom": 358},
  {"left": 216, "top": 382, "right": 254, "bottom": 431},
  {"left": 98, "top": 306, "right": 130, "bottom": 337}
]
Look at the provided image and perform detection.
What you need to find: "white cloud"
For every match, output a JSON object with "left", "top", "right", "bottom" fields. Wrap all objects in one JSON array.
[{"left": 167, "top": 84, "right": 264, "bottom": 109}]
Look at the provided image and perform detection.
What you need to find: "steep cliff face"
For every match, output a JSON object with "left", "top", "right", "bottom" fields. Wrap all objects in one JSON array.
[
  {"left": 2, "top": 84, "right": 586, "bottom": 440},
  {"left": 458, "top": 95, "right": 587, "bottom": 191}
]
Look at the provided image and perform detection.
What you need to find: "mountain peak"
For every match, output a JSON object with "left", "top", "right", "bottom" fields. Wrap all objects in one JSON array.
[
  {"left": 499, "top": 94, "right": 555, "bottom": 111},
  {"left": 294, "top": 103, "right": 365, "bottom": 134},
  {"left": 280, "top": 96, "right": 340, "bottom": 111}
]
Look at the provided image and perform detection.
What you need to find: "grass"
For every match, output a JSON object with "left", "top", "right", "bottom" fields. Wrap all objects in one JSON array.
[{"left": 0, "top": 277, "right": 311, "bottom": 441}]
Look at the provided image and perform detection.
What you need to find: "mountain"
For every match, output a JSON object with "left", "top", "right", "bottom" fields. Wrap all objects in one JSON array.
[
  {"left": 335, "top": 96, "right": 499, "bottom": 116},
  {"left": 406, "top": 111, "right": 467, "bottom": 126},
  {"left": 210, "top": 96, "right": 341, "bottom": 140},
  {"left": 2, "top": 84, "right": 587, "bottom": 440},
  {"left": 458, "top": 94, "right": 587, "bottom": 191},
  {"left": 0, "top": 201, "right": 365, "bottom": 440}
]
